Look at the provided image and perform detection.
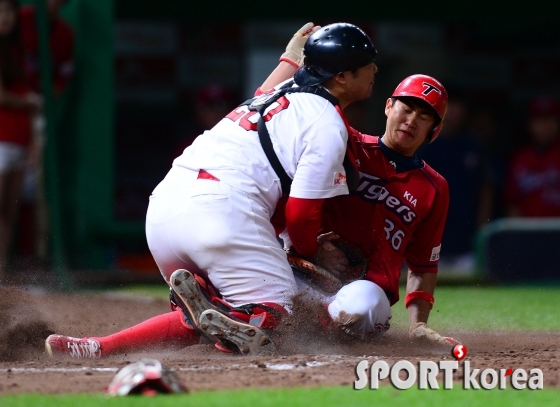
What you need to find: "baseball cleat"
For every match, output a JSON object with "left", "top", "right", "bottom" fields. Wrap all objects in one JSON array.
[
  {"left": 170, "top": 269, "right": 218, "bottom": 342},
  {"left": 45, "top": 334, "right": 102, "bottom": 359},
  {"left": 198, "top": 309, "right": 277, "bottom": 356}
]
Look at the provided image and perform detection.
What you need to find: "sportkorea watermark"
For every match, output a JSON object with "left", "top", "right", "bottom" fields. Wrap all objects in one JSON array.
[{"left": 354, "top": 345, "right": 544, "bottom": 390}]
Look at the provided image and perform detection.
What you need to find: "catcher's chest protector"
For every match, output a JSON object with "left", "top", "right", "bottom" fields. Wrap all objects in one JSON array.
[{"left": 241, "top": 81, "right": 358, "bottom": 194}]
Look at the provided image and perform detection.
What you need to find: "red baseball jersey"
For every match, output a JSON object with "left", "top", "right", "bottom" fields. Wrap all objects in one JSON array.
[
  {"left": 0, "top": 45, "right": 32, "bottom": 146},
  {"left": 505, "top": 140, "right": 560, "bottom": 217},
  {"left": 322, "top": 130, "right": 449, "bottom": 305}
]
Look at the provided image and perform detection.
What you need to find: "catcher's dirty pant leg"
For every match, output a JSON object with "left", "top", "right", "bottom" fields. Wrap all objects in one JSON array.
[{"left": 327, "top": 280, "right": 391, "bottom": 337}]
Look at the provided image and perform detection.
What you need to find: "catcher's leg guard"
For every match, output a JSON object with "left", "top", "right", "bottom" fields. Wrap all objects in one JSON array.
[
  {"left": 169, "top": 269, "right": 221, "bottom": 343},
  {"left": 199, "top": 303, "right": 285, "bottom": 356}
]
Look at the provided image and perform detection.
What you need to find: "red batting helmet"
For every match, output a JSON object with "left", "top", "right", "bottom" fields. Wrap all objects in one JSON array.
[{"left": 392, "top": 74, "right": 448, "bottom": 143}]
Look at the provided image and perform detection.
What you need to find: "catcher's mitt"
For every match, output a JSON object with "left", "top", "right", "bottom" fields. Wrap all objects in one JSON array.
[
  {"left": 106, "top": 358, "right": 187, "bottom": 396},
  {"left": 286, "top": 240, "right": 366, "bottom": 294}
]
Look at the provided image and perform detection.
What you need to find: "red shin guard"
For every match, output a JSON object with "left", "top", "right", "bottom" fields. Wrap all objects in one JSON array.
[{"left": 229, "top": 302, "right": 287, "bottom": 329}]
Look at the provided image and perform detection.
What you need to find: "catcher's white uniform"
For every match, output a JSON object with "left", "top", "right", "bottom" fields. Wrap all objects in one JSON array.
[{"left": 146, "top": 80, "right": 349, "bottom": 308}]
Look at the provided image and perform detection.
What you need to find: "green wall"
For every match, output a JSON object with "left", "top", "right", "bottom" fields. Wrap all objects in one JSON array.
[{"left": 24, "top": 0, "right": 120, "bottom": 275}]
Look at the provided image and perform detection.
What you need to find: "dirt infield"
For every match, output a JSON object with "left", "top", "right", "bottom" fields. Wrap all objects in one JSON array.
[{"left": 0, "top": 285, "right": 558, "bottom": 394}]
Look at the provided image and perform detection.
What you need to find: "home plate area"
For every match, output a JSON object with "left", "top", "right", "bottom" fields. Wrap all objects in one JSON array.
[{"left": 0, "top": 286, "right": 558, "bottom": 394}]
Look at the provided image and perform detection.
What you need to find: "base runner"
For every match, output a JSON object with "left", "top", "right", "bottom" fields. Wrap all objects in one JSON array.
[{"left": 267, "top": 69, "right": 459, "bottom": 346}]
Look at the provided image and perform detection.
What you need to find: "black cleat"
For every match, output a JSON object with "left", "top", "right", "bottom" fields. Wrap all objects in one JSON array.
[{"left": 199, "top": 309, "right": 277, "bottom": 356}]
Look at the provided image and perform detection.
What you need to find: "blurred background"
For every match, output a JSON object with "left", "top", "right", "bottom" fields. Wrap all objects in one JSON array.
[{"left": 5, "top": 0, "right": 560, "bottom": 287}]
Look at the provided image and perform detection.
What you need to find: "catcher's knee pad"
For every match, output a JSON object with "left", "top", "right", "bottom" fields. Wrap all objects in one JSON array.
[{"left": 328, "top": 280, "right": 391, "bottom": 337}]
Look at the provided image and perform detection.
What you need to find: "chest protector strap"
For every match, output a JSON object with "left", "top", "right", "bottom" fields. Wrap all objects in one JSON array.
[{"left": 241, "top": 81, "right": 357, "bottom": 195}]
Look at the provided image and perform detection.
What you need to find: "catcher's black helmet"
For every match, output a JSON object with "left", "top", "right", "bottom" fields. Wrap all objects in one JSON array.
[{"left": 294, "top": 23, "right": 377, "bottom": 87}]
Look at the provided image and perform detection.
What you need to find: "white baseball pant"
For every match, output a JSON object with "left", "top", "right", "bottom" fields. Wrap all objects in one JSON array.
[
  {"left": 145, "top": 166, "right": 297, "bottom": 309},
  {"left": 0, "top": 142, "right": 27, "bottom": 172}
]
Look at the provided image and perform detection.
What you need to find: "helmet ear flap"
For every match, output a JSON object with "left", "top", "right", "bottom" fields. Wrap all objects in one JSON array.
[{"left": 429, "top": 117, "right": 443, "bottom": 143}]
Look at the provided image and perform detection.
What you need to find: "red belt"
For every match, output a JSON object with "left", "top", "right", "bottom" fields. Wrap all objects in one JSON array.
[{"left": 197, "top": 169, "right": 220, "bottom": 181}]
